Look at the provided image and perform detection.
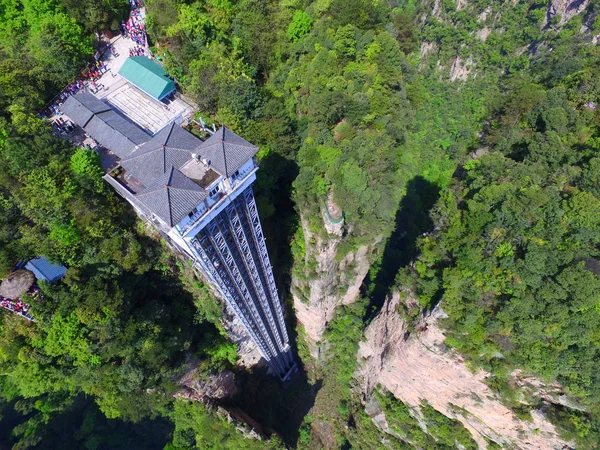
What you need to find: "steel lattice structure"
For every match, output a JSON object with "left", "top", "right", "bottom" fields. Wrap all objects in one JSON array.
[
  {"left": 191, "top": 186, "right": 296, "bottom": 380},
  {"left": 101, "top": 119, "right": 297, "bottom": 381}
]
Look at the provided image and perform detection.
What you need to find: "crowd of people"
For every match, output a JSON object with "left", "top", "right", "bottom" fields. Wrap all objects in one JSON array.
[
  {"left": 129, "top": 46, "right": 146, "bottom": 57},
  {"left": 40, "top": 1, "right": 149, "bottom": 125},
  {"left": 121, "top": 8, "right": 146, "bottom": 47},
  {"left": 52, "top": 116, "right": 75, "bottom": 134},
  {"left": 41, "top": 60, "right": 109, "bottom": 120},
  {"left": 0, "top": 296, "right": 34, "bottom": 321}
]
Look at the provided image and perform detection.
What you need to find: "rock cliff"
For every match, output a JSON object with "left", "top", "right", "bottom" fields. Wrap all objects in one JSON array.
[
  {"left": 356, "top": 292, "right": 573, "bottom": 449},
  {"left": 291, "top": 212, "right": 373, "bottom": 357},
  {"left": 177, "top": 368, "right": 240, "bottom": 403},
  {"left": 543, "top": 0, "right": 591, "bottom": 27}
]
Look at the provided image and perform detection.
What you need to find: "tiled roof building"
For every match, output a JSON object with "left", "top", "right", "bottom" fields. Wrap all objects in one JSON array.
[
  {"left": 61, "top": 93, "right": 150, "bottom": 158},
  {"left": 136, "top": 167, "right": 208, "bottom": 227}
]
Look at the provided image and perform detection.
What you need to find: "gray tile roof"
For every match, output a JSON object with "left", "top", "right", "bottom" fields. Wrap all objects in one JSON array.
[
  {"left": 194, "top": 126, "right": 259, "bottom": 177},
  {"left": 120, "top": 122, "right": 201, "bottom": 185},
  {"left": 61, "top": 93, "right": 150, "bottom": 158},
  {"left": 104, "top": 122, "right": 258, "bottom": 230},
  {"left": 61, "top": 92, "right": 109, "bottom": 125},
  {"left": 136, "top": 167, "right": 208, "bottom": 226}
]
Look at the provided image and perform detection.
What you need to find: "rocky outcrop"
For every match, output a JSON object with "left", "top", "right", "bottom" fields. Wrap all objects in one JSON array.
[
  {"left": 292, "top": 214, "right": 373, "bottom": 357},
  {"left": 216, "top": 406, "right": 266, "bottom": 440},
  {"left": 449, "top": 55, "right": 474, "bottom": 81},
  {"left": 476, "top": 26, "right": 492, "bottom": 42},
  {"left": 543, "top": 0, "right": 590, "bottom": 27},
  {"left": 177, "top": 368, "right": 240, "bottom": 402},
  {"left": 356, "top": 292, "right": 574, "bottom": 450}
]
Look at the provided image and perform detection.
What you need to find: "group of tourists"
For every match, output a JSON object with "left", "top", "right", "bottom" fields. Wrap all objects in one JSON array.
[
  {"left": 129, "top": 46, "right": 146, "bottom": 57},
  {"left": 89, "top": 79, "right": 106, "bottom": 95},
  {"left": 40, "top": 0, "right": 149, "bottom": 126},
  {"left": 0, "top": 297, "right": 33, "bottom": 321},
  {"left": 52, "top": 117, "right": 75, "bottom": 134},
  {"left": 121, "top": 8, "right": 147, "bottom": 47},
  {"left": 41, "top": 59, "right": 109, "bottom": 120},
  {"left": 85, "top": 60, "right": 109, "bottom": 79}
]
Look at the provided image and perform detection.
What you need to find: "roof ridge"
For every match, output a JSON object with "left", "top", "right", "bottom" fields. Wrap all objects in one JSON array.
[
  {"left": 163, "top": 122, "right": 175, "bottom": 146},
  {"left": 122, "top": 146, "right": 160, "bottom": 161},
  {"left": 221, "top": 126, "right": 228, "bottom": 177},
  {"left": 136, "top": 185, "right": 164, "bottom": 196},
  {"left": 167, "top": 165, "right": 175, "bottom": 184},
  {"left": 165, "top": 185, "right": 173, "bottom": 225},
  {"left": 125, "top": 145, "right": 190, "bottom": 159},
  {"left": 170, "top": 184, "right": 205, "bottom": 193}
]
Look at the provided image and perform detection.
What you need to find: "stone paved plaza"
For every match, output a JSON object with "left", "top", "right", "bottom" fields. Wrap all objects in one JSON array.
[
  {"left": 93, "top": 21, "right": 194, "bottom": 134},
  {"left": 100, "top": 78, "right": 192, "bottom": 134}
]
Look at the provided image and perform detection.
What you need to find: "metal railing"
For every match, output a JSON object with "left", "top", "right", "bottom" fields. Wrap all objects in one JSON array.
[
  {"left": 180, "top": 166, "right": 258, "bottom": 237},
  {"left": 322, "top": 198, "right": 343, "bottom": 224}
]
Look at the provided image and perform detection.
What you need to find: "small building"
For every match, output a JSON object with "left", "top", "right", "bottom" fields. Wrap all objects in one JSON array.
[
  {"left": 118, "top": 57, "right": 176, "bottom": 101},
  {"left": 61, "top": 92, "right": 151, "bottom": 158},
  {"left": 25, "top": 257, "right": 67, "bottom": 283}
]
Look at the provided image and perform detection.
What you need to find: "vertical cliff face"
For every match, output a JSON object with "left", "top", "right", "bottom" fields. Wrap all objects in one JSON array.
[
  {"left": 356, "top": 292, "right": 573, "bottom": 450},
  {"left": 291, "top": 211, "right": 374, "bottom": 357}
]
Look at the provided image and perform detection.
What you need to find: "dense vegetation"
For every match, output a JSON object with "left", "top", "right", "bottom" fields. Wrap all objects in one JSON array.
[
  {"left": 403, "top": 1, "right": 600, "bottom": 448},
  {"left": 408, "top": 43, "right": 600, "bottom": 450},
  {"left": 0, "top": 1, "right": 255, "bottom": 448},
  {"left": 2, "top": 0, "right": 600, "bottom": 448}
]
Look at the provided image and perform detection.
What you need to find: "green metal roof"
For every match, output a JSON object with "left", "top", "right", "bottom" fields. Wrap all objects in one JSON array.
[{"left": 118, "top": 56, "right": 176, "bottom": 100}]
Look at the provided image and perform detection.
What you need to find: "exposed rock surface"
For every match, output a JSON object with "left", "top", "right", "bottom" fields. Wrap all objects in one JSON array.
[
  {"left": 432, "top": 0, "right": 442, "bottom": 19},
  {"left": 543, "top": 0, "right": 590, "bottom": 27},
  {"left": 450, "top": 55, "right": 474, "bottom": 81},
  {"left": 478, "top": 5, "right": 492, "bottom": 22},
  {"left": 292, "top": 215, "right": 373, "bottom": 357},
  {"left": 216, "top": 406, "right": 266, "bottom": 440},
  {"left": 177, "top": 368, "right": 240, "bottom": 402},
  {"left": 419, "top": 41, "right": 437, "bottom": 58},
  {"left": 356, "top": 292, "right": 573, "bottom": 450},
  {"left": 476, "top": 26, "right": 492, "bottom": 42}
]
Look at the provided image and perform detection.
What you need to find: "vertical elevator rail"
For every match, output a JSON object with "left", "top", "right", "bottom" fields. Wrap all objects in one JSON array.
[
  {"left": 242, "top": 188, "right": 292, "bottom": 364},
  {"left": 191, "top": 237, "right": 272, "bottom": 359},
  {"left": 204, "top": 219, "right": 286, "bottom": 374},
  {"left": 224, "top": 202, "right": 285, "bottom": 350}
]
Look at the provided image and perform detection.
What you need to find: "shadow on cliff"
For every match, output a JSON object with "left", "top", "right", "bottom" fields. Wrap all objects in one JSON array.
[
  {"left": 254, "top": 151, "right": 299, "bottom": 298},
  {"left": 238, "top": 152, "right": 321, "bottom": 447},
  {"left": 234, "top": 366, "right": 321, "bottom": 447},
  {"left": 361, "top": 176, "right": 440, "bottom": 323}
]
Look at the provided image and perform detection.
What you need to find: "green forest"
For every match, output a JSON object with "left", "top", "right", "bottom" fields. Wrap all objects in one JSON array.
[{"left": 1, "top": 0, "right": 600, "bottom": 448}]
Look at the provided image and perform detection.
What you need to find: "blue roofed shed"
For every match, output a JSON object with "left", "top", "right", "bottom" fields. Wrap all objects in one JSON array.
[
  {"left": 25, "top": 257, "right": 67, "bottom": 283},
  {"left": 118, "top": 56, "right": 176, "bottom": 100}
]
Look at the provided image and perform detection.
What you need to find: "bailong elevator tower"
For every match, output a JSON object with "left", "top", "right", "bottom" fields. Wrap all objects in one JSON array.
[{"left": 66, "top": 90, "right": 298, "bottom": 381}]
